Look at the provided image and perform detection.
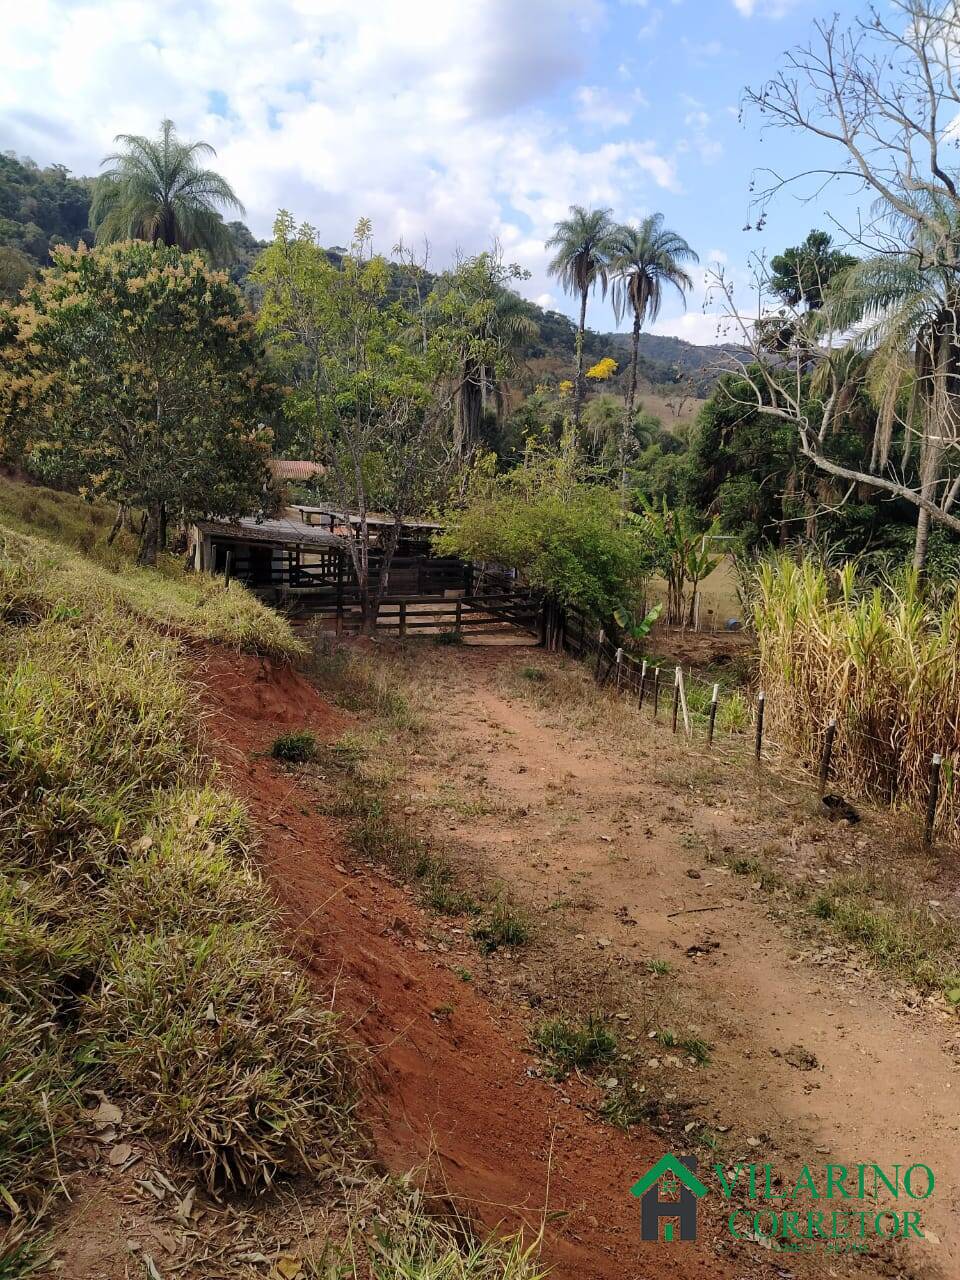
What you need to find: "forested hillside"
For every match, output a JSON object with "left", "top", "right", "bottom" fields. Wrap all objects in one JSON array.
[{"left": 0, "top": 148, "right": 728, "bottom": 390}]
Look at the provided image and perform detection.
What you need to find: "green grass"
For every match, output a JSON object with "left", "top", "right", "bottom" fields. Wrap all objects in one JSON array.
[
  {"left": 600, "top": 1079, "right": 656, "bottom": 1131},
  {"left": 0, "top": 527, "right": 353, "bottom": 1234},
  {"left": 810, "top": 876, "right": 960, "bottom": 991},
  {"left": 472, "top": 900, "right": 531, "bottom": 954},
  {"left": 434, "top": 629, "right": 464, "bottom": 646},
  {"left": 653, "top": 1028, "right": 712, "bottom": 1065},
  {"left": 271, "top": 730, "right": 319, "bottom": 763},
  {"left": 646, "top": 958, "right": 673, "bottom": 977},
  {"left": 532, "top": 1014, "right": 617, "bottom": 1079},
  {"left": 0, "top": 519, "right": 302, "bottom": 660}
]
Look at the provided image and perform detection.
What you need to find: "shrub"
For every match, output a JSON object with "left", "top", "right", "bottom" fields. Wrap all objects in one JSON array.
[{"left": 271, "top": 731, "right": 318, "bottom": 763}]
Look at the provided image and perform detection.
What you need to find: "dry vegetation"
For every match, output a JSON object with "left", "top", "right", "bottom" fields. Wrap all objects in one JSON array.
[
  {"left": 753, "top": 557, "right": 960, "bottom": 845},
  {"left": 0, "top": 495, "right": 551, "bottom": 1278}
]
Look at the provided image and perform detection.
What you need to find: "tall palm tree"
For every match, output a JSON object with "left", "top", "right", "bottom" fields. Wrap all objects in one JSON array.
[
  {"left": 91, "top": 119, "right": 243, "bottom": 262},
  {"left": 610, "top": 215, "right": 698, "bottom": 503},
  {"left": 824, "top": 234, "right": 960, "bottom": 572},
  {"left": 545, "top": 206, "right": 615, "bottom": 440}
]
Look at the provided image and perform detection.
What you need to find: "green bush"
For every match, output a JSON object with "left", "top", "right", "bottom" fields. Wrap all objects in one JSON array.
[{"left": 270, "top": 731, "right": 318, "bottom": 763}]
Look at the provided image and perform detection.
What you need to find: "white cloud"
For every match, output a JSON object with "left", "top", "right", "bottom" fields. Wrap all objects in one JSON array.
[
  {"left": 732, "top": 0, "right": 801, "bottom": 16},
  {"left": 575, "top": 86, "right": 633, "bottom": 129},
  {"left": 0, "top": 0, "right": 684, "bottom": 310}
]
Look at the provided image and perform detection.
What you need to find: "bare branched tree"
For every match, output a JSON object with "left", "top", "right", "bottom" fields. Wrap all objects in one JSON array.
[{"left": 728, "top": 0, "right": 960, "bottom": 569}]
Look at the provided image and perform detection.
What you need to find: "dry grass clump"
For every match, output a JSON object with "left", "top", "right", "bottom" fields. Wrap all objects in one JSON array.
[
  {"left": 310, "top": 1178, "right": 548, "bottom": 1280},
  {"left": 753, "top": 558, "right": 960, "bottom": 843},
  {"left": 88, "top": 925, "right": 351, "bottom": 1192}
]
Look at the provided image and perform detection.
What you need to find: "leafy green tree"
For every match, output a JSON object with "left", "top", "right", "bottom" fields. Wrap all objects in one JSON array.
[
  {"left": 769, "top": 230, "right": 856, "bottom": 311},
  {"left": 545, "top": 206, "right": 616, "bottom": 439},
  {"left": 254, "top": 213, "right": 465, "bottom": 629},
  {"left": 0, "top": 246, "right": 33, "bottom": 299},
  {"left": 631, "top": 498, "right": 722, "bottom": 626},
  {"left": 91, "top": 119, "right": 243, "bottom": 263},
  {"left": 439, "top": 443, "right": 651, "bottom": 620},
  {"left": 0, "top": 241, "right": 277, "bottom": 564},
  {"left": 609, "top": 216, "right": 698, "bottom": 501},
  {"left": 429, "top": 250, "right": 537, "bottom": 459}
]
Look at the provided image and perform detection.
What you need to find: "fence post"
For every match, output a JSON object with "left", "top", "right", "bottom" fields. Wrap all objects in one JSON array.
[
  {"left": 671, "top": 667, "right": 680, "bottom": 733},
  {"left": 595, "top": 629, "right": 605, "bottom": 683},
  {"left": 399, "top": 600, "right": 407, "bottom": 639},
  {"left": 455, "top": 600, "right": 463, "bottom": 635},
  {"left": 754, "top": 690, "right": 765, "bottom": 762},
  {"left": 818, "top": 717, "right": 837, "bottom": 796},
  {"left": 638, "top": 659, "right": 648, "bottom": 711},
  {"left": 652, "top": 667, "right": 661, "bottom": 720},
  {"left": 924, "top": 753, "right": 943, "bottom": 848},
  {"left": 707, "top": 682, "right": 719, "bottom": 747},
  {"left": 615, "top": 647, "right": 624, "bottom": 692},
  {"left": 223, "top": 548, "right": 233, "bottom": 589},
  {"left": 677, "top": 666, "right": 691, "bottom": 737}
]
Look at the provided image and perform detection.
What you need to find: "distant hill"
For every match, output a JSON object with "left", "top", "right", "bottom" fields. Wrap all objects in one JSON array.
[{"left": 0, "top": 149, "right": 736, "bottom": 395}]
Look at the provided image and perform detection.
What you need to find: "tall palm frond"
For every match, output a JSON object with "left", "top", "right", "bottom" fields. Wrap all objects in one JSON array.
[
  {"left": 545, "top": 205, "right": 616, "bottom": 436},
  {"left": 91, "top": 118, "right": 243, "bottom": 263},
  {"left": 607, "top": 214, "right": 698, "bottom": 503}
]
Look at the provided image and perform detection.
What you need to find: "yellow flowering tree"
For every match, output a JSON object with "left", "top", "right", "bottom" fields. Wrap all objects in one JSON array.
[
  {"left": 585, "top": 356, "right": 618, "bottom": 382},
  {"left": 0, "top": 241, "right": 279, "bottom": 564}
]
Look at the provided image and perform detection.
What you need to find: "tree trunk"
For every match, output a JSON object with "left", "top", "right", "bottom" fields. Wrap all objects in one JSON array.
[
  {"left": 913, "top": 506, "right": 931, "bottom": 573},
  {"left": 137, "top": 501, "right": 161, "bottom": 567},
  {"left": 619, "top": 310, "right": 642, "bottom": 509},
  {"left": 107, "top": 503, "right": 125, "bottom": 546},
  {"left": 573, "top": 288, "right": 588, "bottom": 442},
  {"left": 159, "top": 501, "right": 168, "bottom": 553}
]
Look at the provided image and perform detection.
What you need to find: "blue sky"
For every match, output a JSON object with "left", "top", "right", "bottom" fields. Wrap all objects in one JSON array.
[{"left": 1, "top": 0, "right": 870, "bottom": 342}]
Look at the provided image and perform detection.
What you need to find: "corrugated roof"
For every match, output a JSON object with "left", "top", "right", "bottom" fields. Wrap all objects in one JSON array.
[
  {"left": 196, "top": 517, "right": 343, "bottom": 547},
  {"left": 269, "top": 459, "right": 325, "bottom": 480}
]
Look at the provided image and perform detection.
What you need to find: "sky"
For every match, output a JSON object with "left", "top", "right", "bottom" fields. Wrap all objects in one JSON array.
[{"left": 1, "top": 0, "right": 870, "bottom": 344}]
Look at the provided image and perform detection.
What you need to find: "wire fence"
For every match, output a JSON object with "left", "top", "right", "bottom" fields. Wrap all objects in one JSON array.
[{"left": 554, "top": 607, "right": 956, "bottom": 850}]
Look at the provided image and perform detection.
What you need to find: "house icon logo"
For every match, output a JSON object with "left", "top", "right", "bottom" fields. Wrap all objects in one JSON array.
[{"left": 630, "top": 1154, "right": 708, "bottom": 1242}]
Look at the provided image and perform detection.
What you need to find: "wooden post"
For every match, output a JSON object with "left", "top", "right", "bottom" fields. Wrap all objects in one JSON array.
[
  {"left": 223, "top": 548, "right": 233, "bottom": 588},
  {"left": 677, "top": 666, "right": 691, "bottom": 737},
  {"left": 818, "top": 717, "right": 837, "bottom": 796},
  {"left": 615, "top": 647, "right": 624, "bottom": 691},
  {"left": 455, "top": 600, "right": 463, "bottom": 635},
  {"left": 595, "top": 629, "right": 605, "bottom": 683},
  {"left": 707, "top": 682, "right": 719, "bottom": 746},
  {"left": 924, "top": 753, "right": 943, "bottom": 847},
  {"left": 754, "top": 690, "right": 766, "bottom": 762},
  {"left": 399, "top": 600, "right": 407, "bottom": 639},
  {"left": 671, "top": 668, "right": 680, "bottom": 733},
  {"left": 652, "top": 667, "right": 661, "bottom": 720},
  {"left": 638, "top": 659, "right": 648, "bottom": 710}
]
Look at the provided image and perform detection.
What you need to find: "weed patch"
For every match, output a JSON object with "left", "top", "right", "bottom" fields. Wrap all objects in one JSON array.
[
  {"left": 532, "top": 1014, "right": 617, "bottom": 1079},
  {"left": 271, "top": 730, "right": 319, "bottom": 763},
  {"left": 472, "top": 901, "right": 531, "bottom": 953}
]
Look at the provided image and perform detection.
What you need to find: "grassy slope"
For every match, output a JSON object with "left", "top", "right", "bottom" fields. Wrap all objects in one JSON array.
[{"left": 0, "top": 478, "right": 544, "bottom": 1279}]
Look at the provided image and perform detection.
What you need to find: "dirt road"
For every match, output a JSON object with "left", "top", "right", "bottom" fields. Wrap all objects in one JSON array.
[{"left": 401, "top": 644, "right": 960, "bottom": 1278}]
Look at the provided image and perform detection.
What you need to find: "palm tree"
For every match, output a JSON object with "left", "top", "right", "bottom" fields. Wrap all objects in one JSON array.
[
  {"left": 825, "top": 234, "right": 960, "bottom": 572},
  {"left": 545, "top": 206, "right": 615, "bottom": 440},
  {"left": 91, "top": 119, "right": 243, "bottom": 262},
  {"left": 610, "top": 215, "right": 698, "bottom": 503}
]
